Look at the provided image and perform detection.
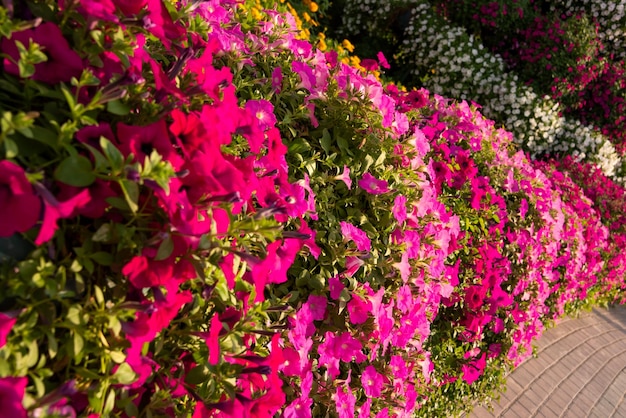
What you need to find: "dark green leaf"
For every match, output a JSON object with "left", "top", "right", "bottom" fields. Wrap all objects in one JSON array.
[
  {"left": 54, "top": 154, "right": 96, "bottom": 187},
  {"left": 107, "top": 100, "right": 131, "bottom": 116},
  {"left": 155, "top": 236, "right": 174, "bottom": 261}
]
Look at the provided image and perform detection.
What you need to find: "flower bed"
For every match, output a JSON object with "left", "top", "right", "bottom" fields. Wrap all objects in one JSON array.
[{"left": 0, "top": 0, "right": 625, "bottom": 417}]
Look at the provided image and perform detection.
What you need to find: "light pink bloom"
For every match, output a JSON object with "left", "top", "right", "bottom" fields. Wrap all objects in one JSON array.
[{"left": 335, "top": 165, "right": 352, "bottom": 189}]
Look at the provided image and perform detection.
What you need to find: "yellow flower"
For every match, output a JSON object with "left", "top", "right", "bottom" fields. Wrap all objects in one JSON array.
[
  {"left": 309, "top": 1, "right": 319, "bottom": 12},
  {"left": 251, "top": 6, "right": 263, "bottom": 21},
  {"left": 317, "top": 38, "right": 327, "bottom": 51},
  {"left": 342, "top": 39, "right": 355, "bottom": 53}
]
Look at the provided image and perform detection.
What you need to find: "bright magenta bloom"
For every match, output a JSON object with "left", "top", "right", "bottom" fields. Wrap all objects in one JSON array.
[
  {"left": 0, "top": 313, "right": 16, "bottom": 348},
  {"left": 35, "top": 187, "right": 90, "bottom": 245},
  {"left": 358, "top": 172, "right": 389, "bottom": 194},
  {"left": 340, "top": 222, "right": 371, "bottom": 251},
  {"left": 361, "top": 365, "right": 385, "bottom": 397},
  {"left": 0, "top": 377, "right": 27, "bottom": 418},
  {"left": 2, "top": 22, "right": 83, "bottom": 84},
  {"left": 0, "top": 161, "right": 41, "bottom": 237}
]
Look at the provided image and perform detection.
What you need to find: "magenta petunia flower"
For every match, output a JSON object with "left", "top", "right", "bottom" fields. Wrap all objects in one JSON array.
[
  {"left": 271, "top": 67, "right": 283, "bottom": 93},
  {"left": 0, "top": 313, "right": 16, "bottom": 348},
  {"left": 292, "top": 61, "right": 316, "bottom": 92},
  {"left": 305, "top": 294, "right": 327, "bottom": 321},
  {"left": 0, "top": 377, "right": 27, "bottom": 418},
  {"left": 340, "top": 222, "right": 371, "bottom": 251},
  {"left": 113, "top": 0, "right": 148, "bottom": 15},
  {"left": 392, "top": 194, "right": 407, "bottom": 224},
  {"left": 245, "top": 99, "right": 277, "bottom": 131},
  {"left": 333, "top": 371, "right": 355, "bottom": 418},
  {"left": 361, "top": 365, "right": 384, "bottom": 398},
  {"left": 358, "top": 172, "right": 389, "bottom": 194},
  {"left": 461, "top": 352, "right": 487, "bottom": 385},
  {"left": 334, "top": 165, "right": 352, "bottom": 189},
  {"left": 117, "top": 120, "right": 183, "bottom": 169},
  {"left": 283, "top": 396, "right": 312, "bottom": 418},
  {"left": 347, "top": 294, "right": 371, "bottom": 325},
  {"left": 0, "top": 161, "right": 41, "bottom": 237},
  {"left": 328, "top": 276, "right": 345, "bottom": 300},
  {"left": 377, "top": 51, "right": 391, "bottom": 69},
  {"left": 143, "top": 0, "right": 185, "bottom": 50},
  {"left": 34, "top": 186, "right": 90, "bottom": 245},
  {"left": 76, "top": 0, "right": 118, "bottom": 22},
  {"left": 121, "top": 248, "right": 174, "bottom": 289},
  {"left": 2, "top": 22, "right": 83, "bottom": 84}
]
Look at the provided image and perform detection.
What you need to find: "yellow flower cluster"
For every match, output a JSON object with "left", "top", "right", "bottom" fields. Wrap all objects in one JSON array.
[{"left": 302, "top": 0, "right": 319, "bottom": 13}]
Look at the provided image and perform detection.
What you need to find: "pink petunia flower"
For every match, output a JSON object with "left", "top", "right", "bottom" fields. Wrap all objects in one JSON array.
[
  {"left": 461, "top": 352, "right": 487, "bottom": 385},
  {"left": 34, "top": 185, "right": 90, "bottom": 245},
  {"left": 334, "top": 165, "right": 352, "bottom": 189},
  {"left": 340, "top": 222, "right": 371, "bottom": 251},
  {"left": 271, "top": 67, "right": 283, "bottom": 93},
  {"left": 333, "top": 371, "right": 355, "bottom": 418},
  {"left": 329, "top": 276, "right": 345, "bottom": 300},
  {"left": 0, "top": 161, "right": 41, "bottom": 237},
  {"left": 245, "top": 99, "right": 277, "bottom": 131},
  {"left": 0, "top": 313, "right": 16, "bottom": 348},
  {"left": 1, "top": 23, "right": 83, "bottom": 84},
  {"left": 392, "top": 195, "right": 407, "bottom": 224},
  {"left": 305, "top": 294, "right": 327, "bottom": 321},
  {"left": 361, "top": 365, "right": 385, "bottom": 397},
  {"left": 358, "top": 172, "right": 389, "bottom": 194},
  {"left": 0, "top": 377, "right": 27, "bottom": 418},
  {"left": 377, "top": 51, "right": 391, "bottom": 69},
  {"left": 347, "top": 294, "right": 371, "bottom": 324}
]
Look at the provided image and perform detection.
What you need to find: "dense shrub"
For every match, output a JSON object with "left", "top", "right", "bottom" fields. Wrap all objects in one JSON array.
[{"left": 0, "top": 0, "right": 625, "bottom": 417}]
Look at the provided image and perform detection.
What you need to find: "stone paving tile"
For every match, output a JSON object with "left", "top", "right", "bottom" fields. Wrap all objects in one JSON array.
[{"left": 469, "top": 305, "right": 626, "bottom": 418}]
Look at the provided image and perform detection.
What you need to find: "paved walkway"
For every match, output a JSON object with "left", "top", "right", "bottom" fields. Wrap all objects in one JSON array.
[{"left": 470, "top": 305, "right": 626, "bottom": 418}]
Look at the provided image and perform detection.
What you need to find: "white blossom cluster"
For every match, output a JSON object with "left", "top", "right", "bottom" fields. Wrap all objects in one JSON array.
[
  {"left": 550, "top": 0, "right": 626, "bottom": 59},
  {"left": 397, "top": 0, "right": 624, "bottom": 182}
]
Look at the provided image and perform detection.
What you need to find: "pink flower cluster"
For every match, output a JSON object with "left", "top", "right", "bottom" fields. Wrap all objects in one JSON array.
[{"left": 2, "top": 0, "right": 626, "bottom": 416}]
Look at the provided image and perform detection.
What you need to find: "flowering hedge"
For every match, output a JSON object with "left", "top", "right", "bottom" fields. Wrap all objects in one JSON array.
[
  {"left": 337, "top": 0, "right": 626, "bottom": 183},
  {"left": 1, "top": 0, "right": 626, "bottom": 417},
  {"left": 432, "top": 0, "right": 626, "bottom": 160}
]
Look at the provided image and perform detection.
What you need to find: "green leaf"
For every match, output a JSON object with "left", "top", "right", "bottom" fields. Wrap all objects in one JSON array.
[
  {"left": 185, "top": 365, "right": 210, "bottom": 385},
  {"left": 109, "top": 351, "right": 126, "bottom": 364},
  {"left": 100, "top": 137, "right": 124, "bottom": 170},
  {"left": 60, "top": 84, "right": 77, "bottom": 113},
  {"left": 47, "top": 332, "right": 58, "bottom": 359},
  {"left": 103, "top": 389, "right": 116, "bottom": 415},
  {"left": 91, "top": 252, "right": 113, "bottom": 266},
  {"left": 3, "top": 138, "right": 18, "bottom": 158},
  {"left": 112, "top": 363, "right": 137, "bottom": 385},
  {"left": 84, "top": 142, "right": 110, "bottom": 170},
  {"left": 72, "top": 332, "right": 84, "bottom": 359},
  {"left": 94, "top": 285, "right": 105, "bottom": 306},
  {"left": 119, "top": 179, "right": 139, "bottom": 213},
  {"left": 67, "top": 305, "right": 82, "bottom": 325},
  {"left": 54, "top": 154, "right": 96, "bottom": 187},
  {"left": 92, "top": 224, "right": 112, "bottom": 242},
  {"left": 320, "top": 129, "right": 332, "bottom": 153},
  {"left": 107, "top": 100, "right": 131, "bottom": 116},
  {"left": 155, "top": 236, "right": 174, "bottom": 261}
]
